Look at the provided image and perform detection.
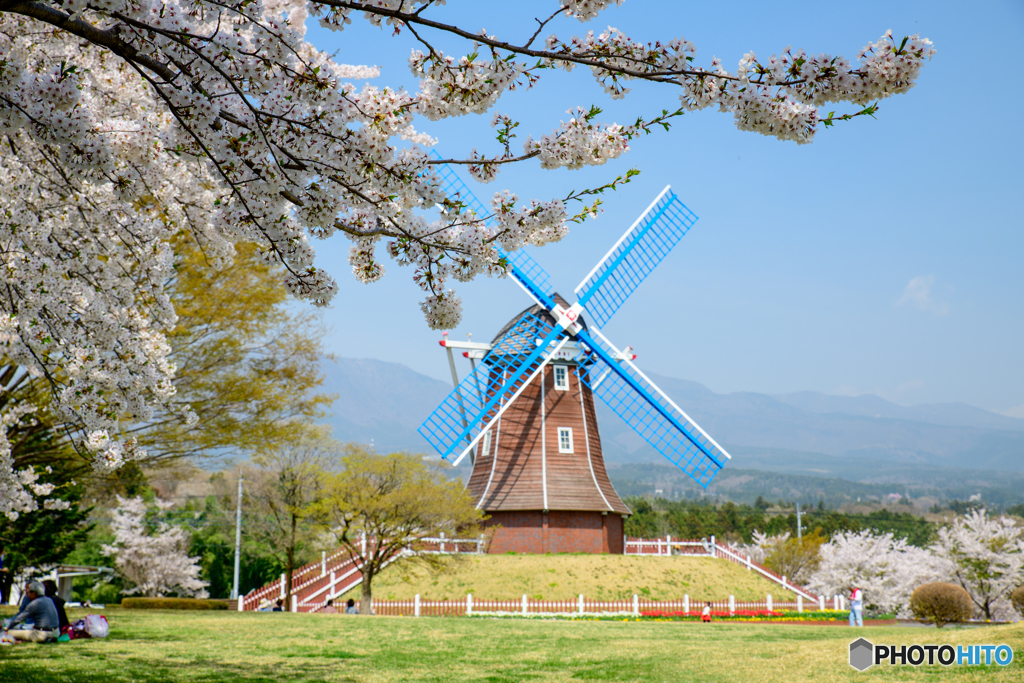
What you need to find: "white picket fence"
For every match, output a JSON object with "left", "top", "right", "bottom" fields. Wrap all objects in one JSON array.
[{"left": 296, "top": 593, "right": 847, "bottom": 617}]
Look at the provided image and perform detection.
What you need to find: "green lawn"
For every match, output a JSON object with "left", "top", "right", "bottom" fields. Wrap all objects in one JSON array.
[
  {"left": 1, "top": 609, "right": 1021, "bottom": 682},
  {"left": 341, "top": 555, "right": 799, "bottom": 602}
]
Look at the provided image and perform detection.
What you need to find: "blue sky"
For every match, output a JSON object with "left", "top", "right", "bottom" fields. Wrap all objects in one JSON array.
[{"left": 301, "top": 1, "right": 1024, "bottom": 415}]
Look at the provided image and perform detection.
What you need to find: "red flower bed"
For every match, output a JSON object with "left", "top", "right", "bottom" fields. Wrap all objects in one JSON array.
[{"left": 641, "top": 609, "right": 783, "bottom": 618}]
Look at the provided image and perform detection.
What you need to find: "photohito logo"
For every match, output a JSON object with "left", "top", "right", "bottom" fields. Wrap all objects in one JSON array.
[{"left": 849, "top": 638, "right": 1014, "bottom": 671}]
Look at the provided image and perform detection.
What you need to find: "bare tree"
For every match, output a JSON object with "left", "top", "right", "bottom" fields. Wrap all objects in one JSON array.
[{"left": 241, "top": 428, "right": 333, "bottom": 610}]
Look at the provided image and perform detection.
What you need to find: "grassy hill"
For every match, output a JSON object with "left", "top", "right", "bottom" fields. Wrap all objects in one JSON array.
[{"left": 343, "top": 555, "right": 799, "bottom": 602}]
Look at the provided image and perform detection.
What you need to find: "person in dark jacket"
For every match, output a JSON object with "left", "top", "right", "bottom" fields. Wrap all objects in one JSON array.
[
  {"left": 0, "top": 545, "right": 12, "bottom": 605},
  {"left": 42, "top": 580, "right": 70, "bottom": 631},
  {"left": 5, "top": 580, "right": 59, "bottom": 642}
]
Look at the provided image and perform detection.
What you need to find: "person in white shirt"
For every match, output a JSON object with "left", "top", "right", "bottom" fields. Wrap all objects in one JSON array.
[
  {"left": 701, "top": 603, "right": 712, "bottom": 623},
  {"left": 848, "top": 586, "right": 863, "bottom": 627}
]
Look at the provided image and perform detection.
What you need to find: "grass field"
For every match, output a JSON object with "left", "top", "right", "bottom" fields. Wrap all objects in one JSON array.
[
  {"left": 341, "top": 555, "right": 798, "bottom": 601},
  {"left": 1, "top": 608, "right": 1021, "bottom": 682}
]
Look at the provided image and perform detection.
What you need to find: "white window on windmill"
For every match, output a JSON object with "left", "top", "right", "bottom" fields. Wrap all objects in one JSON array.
[
  {"left": 557, "top": 427, "right": 574, "bottom": 454},
  {"left": 553, "top": 365, "right": 569, "bottom": 391},
  {"left": 479, "top": 430, "right": 492, "bottom": 458}
]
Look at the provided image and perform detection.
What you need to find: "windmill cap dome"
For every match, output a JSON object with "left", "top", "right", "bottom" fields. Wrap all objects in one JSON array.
[{"left": 490, "top": 293, "right": 588, "bottom": 346}]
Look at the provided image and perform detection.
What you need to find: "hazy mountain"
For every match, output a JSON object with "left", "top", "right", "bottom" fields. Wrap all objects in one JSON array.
[
  {"left": 320, "top": 358, "right": 1024, "bottom": 474},
  {"left": 319, "top": 357, "right": 450, "bottom": 452}
]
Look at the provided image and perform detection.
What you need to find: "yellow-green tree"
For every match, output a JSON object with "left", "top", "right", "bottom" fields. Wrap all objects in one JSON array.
[
  {"left": 763, "top": 529, "right": 826, "bottom": 585},
  {"left": 126, "top": 237, "right": 334, "bottom": 463},
  {"left": 309, "top": 446, "right": 484, "bottom": 614}
]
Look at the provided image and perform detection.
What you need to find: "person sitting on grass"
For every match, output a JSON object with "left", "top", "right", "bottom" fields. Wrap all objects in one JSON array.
[
  {"left": 42, "top": 580, "right": 70, "bottom": 633},
  {"left": 345, "top": 598, "right": 359, "bottom": 615},
  {"left": 322, "top": 599, "right": 338, "bottom": 614},
  {"left": 701, "top": 603, "right": 712, "bottom": 623},
  {"left": 4, "top": 581, "right": 59, "bottom": 643},
  {"left": 272, "top": 599, "right": 284, "bottom": 612}
]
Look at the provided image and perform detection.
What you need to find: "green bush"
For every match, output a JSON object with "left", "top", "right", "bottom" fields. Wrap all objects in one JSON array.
[
  {"left": 910, "top": 582, "right": 973, "bottom": 627},
  {"left": 1011, "top": 586, "right": 1024, "bottom": 618},
  {"left": 121, "top": 598, "right": 229, "bottom": 611}
]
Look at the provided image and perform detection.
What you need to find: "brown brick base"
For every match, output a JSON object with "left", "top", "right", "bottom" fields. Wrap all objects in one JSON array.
[{"left": 484, "top": 510, "right": 624, "bottom": 554}]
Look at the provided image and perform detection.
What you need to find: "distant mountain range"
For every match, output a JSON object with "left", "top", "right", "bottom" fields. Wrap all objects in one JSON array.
[{"left": 318, "top": 357, "right": 1024, "bottom": 478}]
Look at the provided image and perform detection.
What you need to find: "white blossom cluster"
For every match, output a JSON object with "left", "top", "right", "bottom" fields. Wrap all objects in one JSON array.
[
  {"left": 0, "top": 402, "right": 69, "bottom": 519},
  {"left": 800, "top": 512, "right": 1024, "bottom": 620},
  {"left": 807, "top": 530, "right": 948, "bottom": 617},
  {"left": 525, "top": 108, "right": 630, "bottom": 169},
  {"left": 101, "top": 496, "right": 209, "bottom": 598},
  {"left": 543, "top": 26, "right": 934, "bottom": 143},
  {"left": 0, "top": 1, "right": 934, "bottom": 487},
  {"left": 932, "top": 509, "right": 1024, "bottom": 621}
]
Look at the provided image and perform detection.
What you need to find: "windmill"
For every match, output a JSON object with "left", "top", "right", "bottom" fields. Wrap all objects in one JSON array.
[{"left": 419, "top": 164, "right": 731, "bottom": 554}]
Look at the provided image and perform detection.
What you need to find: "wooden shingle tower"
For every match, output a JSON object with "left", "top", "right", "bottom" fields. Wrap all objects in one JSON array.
[
  {"left": 420, "top": 164, "right": 732, "bottom": 554},
  {"left": 460, "top": 300, "right": 631, "bottom": 553}
]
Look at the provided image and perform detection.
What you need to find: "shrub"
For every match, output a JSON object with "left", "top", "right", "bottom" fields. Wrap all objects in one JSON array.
[
  {"left": 1011, "top": 586, "right": 1024, "bottom": 618},
  {"left": 910, "top": 582, "right": 973, "bottom": 627},
  {"left": 121, "top": 598, "right": 229, "bottom": 610}
]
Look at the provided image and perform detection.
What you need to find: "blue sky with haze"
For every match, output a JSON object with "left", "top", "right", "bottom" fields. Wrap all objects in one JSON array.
[{"left": 300, "top": 1, "right": 1024, "bottom": 415}]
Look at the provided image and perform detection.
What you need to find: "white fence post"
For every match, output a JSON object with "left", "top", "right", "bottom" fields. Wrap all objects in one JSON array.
[
  {"left": 667, "top": 534, "right": 672, "bottom": 556},
  {"left": 291, "top": 595, "right": 297, "bottom": 613},
  {"left": 710, "top": 535, "right": 716, "bottom": 557},
  {"left": 329, "top": 571, "right": 336, "bottom": 598},
  {"left": 782, "top": 575, "right": 787, "bottom": 592},
  {"left": 797, "top": 595, "right": 803, "bottom": 613},
  {"left": 522, "top": 594, "right": 528, "bottom": 617},
  {"left": 440, "top": 531, "right": 446, "bottom": 554},
  {"left": 840, "top": 595, "right": 845, "bottom": 610},
  {"left": 819, "top": 595, "right": 825, "bottom": 611},
  {"left": 832, "top": 595, "right": 838, "bottom": 610},
  {"left": 238, "top": 595, "right": 244, "bottom": 612},
  {"left": 632, "top": 594, "right": 639, "bottom": 617},
  {"left": 280, "top": 573, "right": 286, "bottom": 600},
  {"left": 467, "top": 594, "right": 473, "bottom": 616},
  {"left": 361, "top": 532, "right": 367, "bottom": 556},
  {"left": 578, "top": 594, "right": 584, "bottom": 615},
  {"left": 767, "top": 594, "right": 773, "bottom": 612},
  {"left": 747, "top": 554, "right": 752, "bottom": 571},
  {"left": 321, "top": 551, "right": 327, "bottom": 577},
  {"left": 728, "top": 595, "right": 735, "bottom": 615},
  {"left": 684, "top": 594, "right": 689, "bottom": 614},
  {"left": 414, "top": 594, "right": 421, "bottom": 617}
]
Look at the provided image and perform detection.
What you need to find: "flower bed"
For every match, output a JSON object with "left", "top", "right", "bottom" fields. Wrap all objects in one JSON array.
[{"left": 639, "top": 609, "right": 847, "bottom": 622}]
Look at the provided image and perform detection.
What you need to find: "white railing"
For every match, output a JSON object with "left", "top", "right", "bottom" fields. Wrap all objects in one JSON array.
[
  {"left": 624, "top": 535, "right": 818, "bottom": 601},
  {"left": 296, "top": 593, "right": 839, "bottom": 617},
  {"left": 243, "top": 533, "right": 819, "bottom": 611}
]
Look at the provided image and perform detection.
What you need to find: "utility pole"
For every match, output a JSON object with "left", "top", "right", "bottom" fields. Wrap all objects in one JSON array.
[
  {"left": 231, "top": 475, "right": 243, "bottom": 601},
  {"left": 796, "top": 502, "right": 803, "bottom": 540}
]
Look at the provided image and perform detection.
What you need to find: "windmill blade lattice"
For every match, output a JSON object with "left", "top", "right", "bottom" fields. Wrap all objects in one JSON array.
[
  {"left": 574, "top": 186, "right": 698, "bottom": 329},
  {"left": 431, "top": 153, "right": 554, "bottom": 301},
  {"left": 419, "top": 160, "right": 730, "bottom": 488},
  {"left": 575, "top": 328, "right": 726, "bottom": 487},
  {"left": 418, "top": 312, "right": 564, "bottom": 461}
]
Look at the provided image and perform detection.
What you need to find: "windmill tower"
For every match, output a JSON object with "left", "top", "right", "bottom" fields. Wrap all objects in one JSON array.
[{"left": 420, "top": 164, "right": 731, "bottom": 554}]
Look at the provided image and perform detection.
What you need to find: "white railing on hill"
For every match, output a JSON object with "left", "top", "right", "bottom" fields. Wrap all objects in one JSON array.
[
  {"left": 294, "top": 594, "right": 844, "bottom": 617},
  {"left": 624, "top": 535, "right": 818, "bottom": 601},
  {"left": 241, "top": 533, "right": 819, "bottom": 611}
]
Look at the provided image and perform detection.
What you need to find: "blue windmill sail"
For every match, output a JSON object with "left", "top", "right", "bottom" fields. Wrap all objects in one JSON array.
[
  {"left": 430, "top": 152, "right": 555, "bottom": 303},
  {"left": 419, "top": 312, "right": 564, "bottom": 462},
  {"left": 421, "top": 159, "right": 729, "bottom": 488},
  {"left": 575, "top": 328, "right": 727, "bottom": 487},
  {"left": 574, "top": 186, "right": 697, "bottom": 329}
]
